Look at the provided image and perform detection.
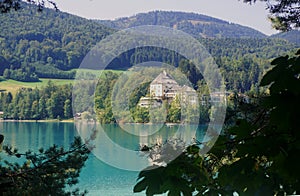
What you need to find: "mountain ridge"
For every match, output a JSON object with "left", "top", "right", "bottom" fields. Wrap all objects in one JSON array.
[{"left": 97, "top": 10, "right": 267, "bottom": 39}]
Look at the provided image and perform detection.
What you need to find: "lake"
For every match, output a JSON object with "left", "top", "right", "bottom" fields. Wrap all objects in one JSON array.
[{"left": 0, "top": 122, "right": 206, "bottom": 195}]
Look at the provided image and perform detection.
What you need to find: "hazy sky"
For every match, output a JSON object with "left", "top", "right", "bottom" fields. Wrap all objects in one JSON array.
[{"left": 53, "top": 0, "right": 279, "bottom": 35}]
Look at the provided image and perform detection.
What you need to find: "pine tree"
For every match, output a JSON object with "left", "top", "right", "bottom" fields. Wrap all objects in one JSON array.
[{"left": 0, "top": 134, "right": 94, "bottom": 195}]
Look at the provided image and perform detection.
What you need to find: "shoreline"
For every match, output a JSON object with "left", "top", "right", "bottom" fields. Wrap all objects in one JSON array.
[
  {"left": 0, "top": 119, "right": 75, "bottom": 123},
  {"left": 0, "top": 119, "right": 207, "bottom": 125}
]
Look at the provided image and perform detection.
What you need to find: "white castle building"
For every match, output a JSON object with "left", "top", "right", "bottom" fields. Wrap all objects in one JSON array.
[{"left": 138, "top": 71, "right": 198, "bottom": 107}]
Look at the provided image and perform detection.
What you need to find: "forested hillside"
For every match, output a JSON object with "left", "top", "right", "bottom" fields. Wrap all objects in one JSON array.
[
  {"left": 0, "top": 5, "right": 298, "bottom": 94},
  {"left": 98, "top": 11, "right": 267, "bottom": 38},
  {"left": 99, "top": 11, "right": 299, "bottom": 45},
  {"left": 106, "top": 38, "right": 297, "bottom": 92},
  {"left": 0, "top": 3, "right": 112, "bottom": 80}
]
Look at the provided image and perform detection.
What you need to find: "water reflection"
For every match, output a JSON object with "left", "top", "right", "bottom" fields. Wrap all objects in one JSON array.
[{"left": 75, "top": 122, "right": 206, "bottom": 171}]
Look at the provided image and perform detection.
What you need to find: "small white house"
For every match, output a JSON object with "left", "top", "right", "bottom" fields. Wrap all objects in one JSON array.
[{"left": 179, "top": 85, "right": 198, "bottom": 105}]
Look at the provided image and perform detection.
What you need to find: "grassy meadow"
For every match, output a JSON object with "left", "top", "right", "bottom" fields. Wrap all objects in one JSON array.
[
  {"left": 0, "top": 69, "right": 124, "bottom": 95},
  {"left": 0, "top": 78, "right": 74, "bottom": 95}
]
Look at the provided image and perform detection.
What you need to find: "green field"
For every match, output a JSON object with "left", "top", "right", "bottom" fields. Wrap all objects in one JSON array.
[
  {"left": 0, "top": 70, "right": 124, "bottom": 95},
  {"left": 0, "top": 78, "right": 74, "bottom": 94},
  {"left": 73, "top": 69, "right": 123, "bottom": 78}
]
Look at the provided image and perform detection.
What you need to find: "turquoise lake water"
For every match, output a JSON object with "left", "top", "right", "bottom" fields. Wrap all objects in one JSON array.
[{"left": 0, "top": 122, "right": 206, "bottom": 195}]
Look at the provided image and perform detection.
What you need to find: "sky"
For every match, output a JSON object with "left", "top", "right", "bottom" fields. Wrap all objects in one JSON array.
[{"left": 53, "top": 0, "right": 279, "bottom": 35}]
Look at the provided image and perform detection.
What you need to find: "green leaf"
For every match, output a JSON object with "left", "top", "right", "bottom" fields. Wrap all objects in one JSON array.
[
  {"left": 229, "top": 119, "right": 254, "bottom": 139},
  {"left": 133, "top": 178, "right": 148, "bottom": 193},
  {"left": 270, "top": 55, "right": 289, "bottom": 66},
  {"left": 0, "top": 134, "right": 4, "bottom": 144},
  {"left": 260, "top": 64, "right": 282, "bottom": 86}
]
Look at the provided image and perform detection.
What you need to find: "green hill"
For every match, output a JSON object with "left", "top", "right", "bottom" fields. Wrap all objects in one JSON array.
[
  {"left": 98, "top": 11, "right": 267, "bottom": 38},
  {"left": 0, "top": 3, "right": 113, "bottom": 80},
  {"left": 98, "top": 11, "right": 299, "bottom": 45}
]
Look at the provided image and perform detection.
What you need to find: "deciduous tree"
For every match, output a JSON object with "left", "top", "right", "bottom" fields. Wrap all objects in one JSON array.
[{"left": 0, "top": 0, "right": 57, "bottom": 13}]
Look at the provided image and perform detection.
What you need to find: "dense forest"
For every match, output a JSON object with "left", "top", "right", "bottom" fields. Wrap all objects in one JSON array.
[
  {"left": 0, "top": 3, "right": 112, "bottom": 79},
  {"left": 112, "top": 38, "right": 297, "bottom": 92}
]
